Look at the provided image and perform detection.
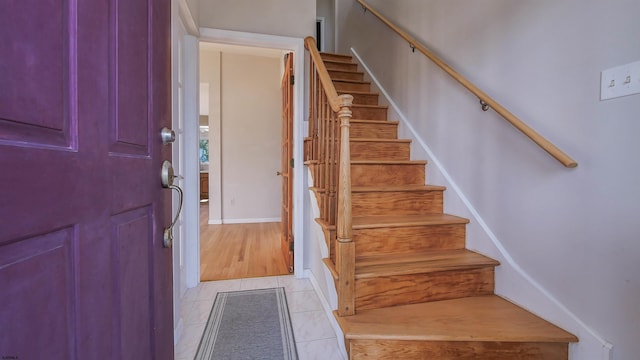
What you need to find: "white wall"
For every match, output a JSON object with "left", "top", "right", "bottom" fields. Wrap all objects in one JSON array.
[
  {"left": 200, "top": 48, "right": 283, "bottom": 223},
  {"left": 336, "top": 1, "right": 640, "bottom": 359},
  {"left": 199, "top": 0, "right": 316, "bottom": 39},
  {"left": 220, "top": 52, "right": 283, "bottom": 222}
]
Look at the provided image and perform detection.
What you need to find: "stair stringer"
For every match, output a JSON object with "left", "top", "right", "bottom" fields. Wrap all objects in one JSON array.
[
  {"left": 349, "top": 47, "right": 611, "bottom": 360},
  {"left": 305, "top": 167, "right": 350, "bottom": 360}
]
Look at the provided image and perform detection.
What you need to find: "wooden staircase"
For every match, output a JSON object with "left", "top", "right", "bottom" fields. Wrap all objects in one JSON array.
[{"left": 308, "top": 51, "right": 578, "bottom": 359}]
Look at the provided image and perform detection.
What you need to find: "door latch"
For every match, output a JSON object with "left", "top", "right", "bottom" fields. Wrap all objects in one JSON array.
[{"left": 161, "top": 160, "right": 183, "bottom": 248}]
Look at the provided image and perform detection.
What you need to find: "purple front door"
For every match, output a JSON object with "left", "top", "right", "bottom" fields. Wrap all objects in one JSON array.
[{"left": 0, "top": 0, "right": 173, "bottom": 359}]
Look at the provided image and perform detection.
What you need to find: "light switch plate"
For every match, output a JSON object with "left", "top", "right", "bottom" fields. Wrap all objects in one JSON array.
[{"left": 601, "top": 60, "right": 640, "bottom": 100}]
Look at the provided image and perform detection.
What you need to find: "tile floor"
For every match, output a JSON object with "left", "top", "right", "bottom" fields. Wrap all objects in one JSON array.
[{"left": 175, "top": 275, "right": 346, "bottom": 360}]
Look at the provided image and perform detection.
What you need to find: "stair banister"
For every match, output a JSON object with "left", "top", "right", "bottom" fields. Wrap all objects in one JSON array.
[
  {"left": 305, "top": 37, "right": 350, "bottom": 113},
  {"left": 357, "top": 0, "right": 578, "bottom": 168},
  {"left": 305, "top": 36, "right": 356, "bottom": 316}
]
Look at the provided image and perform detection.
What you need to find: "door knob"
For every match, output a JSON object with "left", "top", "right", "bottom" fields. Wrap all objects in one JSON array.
[
  {"left": 276, "top": 171, "right": 282, "bottom": 176},
  {"left": 160, "top": 127, "right": 176, "bottom": 145},
  {"left": 161, "top": 160, "right": 183, "bottom": 248}
]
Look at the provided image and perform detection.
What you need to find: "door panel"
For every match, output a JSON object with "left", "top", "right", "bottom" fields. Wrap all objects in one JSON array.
[
  {"left": 0, "top": 227, "right": 75, "bottom": 359},
  {"left": 111, "top": 0, "right": 150, "bottom": 154},
  {"left": 281, "top": 53, "right": 294, "bottom": 272},
  {"left": 0, "top": 0, "right": 71, "bottom": 147},
  {"left": 0, "top": 0, "right": 173, "bottom": 359},
  {"left": 111, "top": 207, "right": 153, "bottom": 359}
]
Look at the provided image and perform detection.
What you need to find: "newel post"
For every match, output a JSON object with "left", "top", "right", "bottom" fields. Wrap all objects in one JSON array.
[{"left": 335, "top": 94, "right": 355, "bottom": 316}]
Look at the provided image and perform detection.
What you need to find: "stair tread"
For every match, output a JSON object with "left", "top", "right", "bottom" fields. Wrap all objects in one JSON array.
[
  {"left": 321, "top": 58, "right": 354, "bottom": 65},
  {"left": 352, "top": 213, "right": 469, "bottom": 229},
  {"left": 350, "top": 138, "right": 411, "bottom": 143},
  {"left": 320, "top": 51, "right": 352, "bottom": 58},
  {"left": 315, "top": 213, "right": 467, "bottom": 231},
  {"left": 338, "top": 90, "right": 378, "bottom": 95},
  {"left": 351, "top": 104, "right": 388, "bottom": 109},
  {"left": 333, "top": 79, "right": 371, "bottom": 84},
  {"left": 355, "top": 249, "right": 499, "bottom": 279},
  {"left": 352, "top": 185, "right": 445, "bottom": 192},
  {"left": 322, "top": 258, "right": 338, "bottom": 280},
  {"left": 351, "top": 119, "right": 398, "bottom": 124},
  {"left": 328, "top": 69, "right": 363, "bottom": 75},
  {"left": 336, "top": 295, "right": 578, "bottom": 343},
  {"left": 351, "top": 160, "right": 427, "bottom": 165}
]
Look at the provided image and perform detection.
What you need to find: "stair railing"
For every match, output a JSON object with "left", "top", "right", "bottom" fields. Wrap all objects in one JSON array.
[
  {"left": 305, "top": 36, "right": 356, "bottom": 316},
  {"left": 357, "top": 0, "right": 577, "bottom": 168}
]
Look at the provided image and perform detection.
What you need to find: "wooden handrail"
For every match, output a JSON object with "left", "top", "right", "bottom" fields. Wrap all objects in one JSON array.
[
  {"left": 305, "top": 37, "right": 347, "bottom": 113},
  {"left": 357, "top": 0, "right": 577, "bottom": 168}
]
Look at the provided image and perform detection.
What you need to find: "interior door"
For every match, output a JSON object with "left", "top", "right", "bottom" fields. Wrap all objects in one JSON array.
[
  {"left": 280, "top": 53, "right": 294, "bottom": 273},
  {"left": 0, "top": 0, "right": 173, "bottom": 359}
]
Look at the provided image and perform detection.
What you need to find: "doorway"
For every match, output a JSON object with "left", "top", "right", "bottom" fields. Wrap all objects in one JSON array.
[
  {"left": 197, "top": 40, "right": 297, "bottom": 281},
  {"left": 179, "top": 28, "right": 305, "bottom": 290}
]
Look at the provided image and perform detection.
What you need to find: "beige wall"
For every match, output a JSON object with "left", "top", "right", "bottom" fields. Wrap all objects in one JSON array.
[
  {"left": 200, "top": 49, "right": 283, "bottom": 222},
  {"left": 336, "top": 1, "right": 640, "bottom": 359},
  {"left": 199, "top": 0, "right": 316, "bottom": 39},
  {"left": 217, "top": 52, "right": 282, "bottom": 222},
  {"left": 316, "top": 0, "right": 335, "bottom": 52}
]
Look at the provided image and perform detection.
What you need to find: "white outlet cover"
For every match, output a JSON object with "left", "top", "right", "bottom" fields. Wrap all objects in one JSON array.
[{"left": 601, "top": 60, "right": 640, "bottom": 100}]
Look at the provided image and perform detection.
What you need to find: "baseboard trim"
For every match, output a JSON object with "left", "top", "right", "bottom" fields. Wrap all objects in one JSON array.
[
  {"left": 220, "top": 217, "right": 281, "bottom": 224},
  {"left": 304, "top": 269, "right": 348, "bottom": 360}
]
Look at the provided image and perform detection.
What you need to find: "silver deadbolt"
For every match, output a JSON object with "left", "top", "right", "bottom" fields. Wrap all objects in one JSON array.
[
  {"left": 161, "top": 160, "right": 175, "bottom": 187},
  {"left": 161, "top": 160, "right": 183, "bottom": 248},
  {"left": 160, "top": 127, "right": 176, "bottom": 145}
]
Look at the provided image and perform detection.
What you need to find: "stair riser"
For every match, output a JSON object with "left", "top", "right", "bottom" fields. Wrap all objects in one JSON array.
[
  {"left": 329, "top": 70, "right": 364, "bottom": 81},
  {"left": 325, "top": 62, "right": 358, "bottom": 72},
  {"left": 352, "top": 190, "right": 443, "bottom": 216},
  {"left": 327, "top": 224, "right": 466, "bottom": 260},
  {"left": 353, "top": 224, "right": 466, "bottom": 257},
  {"left": 351, "top": 106, "right": 387, "bottom": 120},
  {"left": 351, "top": 164, "right": 425, "bottom": 187},
  {"left": 333, "top": 81, "right": 371, "bottom": 92},
  {"left": 320, "top": 54, "right": 353, "bottom": 62},
  {"left": 348, "top": 340, "right": 569, "bottom": 360},
  {"left": 351, "top": 123, "right": 397, "bottom": 139},
  {"left": 356, "top": 268, "right": 495, "bottom": 310},
  {"left": 340, "top": 92, "right": 379, "bottom": 105},
  {"left": 350, "top": 141, "right": 410, "bottom": 161}
]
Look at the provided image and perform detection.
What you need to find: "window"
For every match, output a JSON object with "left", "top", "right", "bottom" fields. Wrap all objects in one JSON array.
[
  {"left": 199, "top": 139, "right": 209, "bottom": 163},
  {"left": 199, "top": 126, "right": 209, "bottom": 171}
]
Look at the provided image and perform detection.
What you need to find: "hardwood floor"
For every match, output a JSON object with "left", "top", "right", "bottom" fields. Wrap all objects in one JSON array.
[{"left": 200, "top": 204, "right": 290, "bottom": 281}]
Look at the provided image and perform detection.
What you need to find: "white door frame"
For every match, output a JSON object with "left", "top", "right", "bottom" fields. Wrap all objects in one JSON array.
[
  {"left": 171, "top": 0, "right": 199, "bottom": 342},
  {"left": 170, "top": 10, "right": 186, "bottom": 344},
  {"left": 189, "top": 28, "right": 306, "bottom": 282}
]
